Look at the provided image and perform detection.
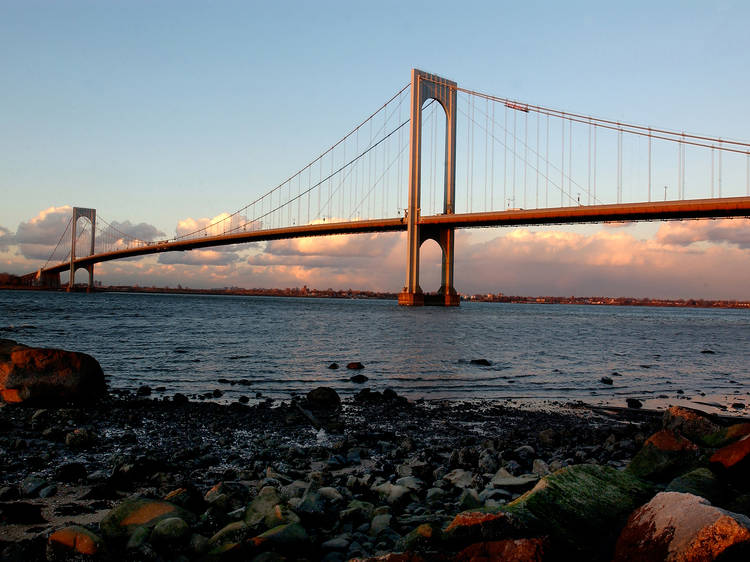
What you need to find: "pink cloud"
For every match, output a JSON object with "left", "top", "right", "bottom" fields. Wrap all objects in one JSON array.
[{"left": 655, "top": 218, "right": 750, "bottom": 248}]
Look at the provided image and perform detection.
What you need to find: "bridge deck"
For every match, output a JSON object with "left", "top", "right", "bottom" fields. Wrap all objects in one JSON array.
[{"left": 39, "top": 196, "right": 750, "bottom": 275}]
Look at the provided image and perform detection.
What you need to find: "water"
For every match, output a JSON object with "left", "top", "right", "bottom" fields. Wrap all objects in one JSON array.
[{"left": 1, "top": 290, "right": 749, "bottom": 413}]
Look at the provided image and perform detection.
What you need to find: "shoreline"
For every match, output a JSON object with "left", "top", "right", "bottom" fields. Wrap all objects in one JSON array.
[{"left": 3, "top": 284, "right": 750, "bottom": 309}]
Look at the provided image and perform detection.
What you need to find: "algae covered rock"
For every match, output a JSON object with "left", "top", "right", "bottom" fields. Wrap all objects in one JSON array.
[
  {"left": 502, "top": 464, "right": 653, "bottom": 557},
  {"left": 626, "top": 429, "right": 700, "bottom": 481},
  {"left": 662, "top": 405, "right": 722, "bottom": 445},
  {"left": 666, "top": 467, "right": 723, "bottom": 504}
]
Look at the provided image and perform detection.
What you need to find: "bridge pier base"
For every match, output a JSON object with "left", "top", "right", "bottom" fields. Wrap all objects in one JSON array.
[{"left": 35, "top": 269, "right": 61, "bottom": 289}]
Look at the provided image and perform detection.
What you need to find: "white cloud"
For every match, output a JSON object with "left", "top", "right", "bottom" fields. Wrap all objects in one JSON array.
[{"left": 655, "top": 218, "right": 750, "bottom": 249}]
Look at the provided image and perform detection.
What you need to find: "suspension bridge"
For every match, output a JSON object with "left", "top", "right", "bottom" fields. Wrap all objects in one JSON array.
[{"left": 26, "top": 69, "right": 750, "bottom": 305}]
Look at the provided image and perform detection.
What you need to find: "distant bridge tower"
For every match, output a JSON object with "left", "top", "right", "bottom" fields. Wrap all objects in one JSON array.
[
  {"left": 398, "top": 69, "right": 460, "bottom": 306},
  {"left": 68, "top": 207, "right": 96, "bottom": 292}
]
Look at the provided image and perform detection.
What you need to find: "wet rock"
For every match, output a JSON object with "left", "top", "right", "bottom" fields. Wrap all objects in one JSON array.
[
  {"left": 47, "top": 525, "right": 104, "bottom": 557},
  {"left": 136, "top": 385, "right": 152, "bottom": 397},
  {"left": 20, "top": 475, "right": 48, "bottom": 497},
  {"left": 626, "top": 398, "right": 642, "bottom": 409},
  {"left": 600, "top": 376, "right": 613, "bottom": 385},
  {"left": 65, "top": 427, "right": 96, "bottom": 449},
  {"left": 350, "top": 374, "right": 369, "bottom": 383},
  {"left": 207, "top": 520, "right": 249, "bottom": 553},
  {"left": 443, "top": 469, "right": 475, "bottom": 489},
  {"left": 397, "top": 522, "right": 442, "bottom": 552},
  {"left": 443, "top": 511, "right": 520, "bottom": 547},
  {"left": 470, "top": 359, "right": 492, "bottom": 366},
  {"left": 248, "top": 522, "right": 309, "bottom": 554},
  {"left": 55, "top": 461, "right": 87, "bottom": 483},
  {"left": 627, "top": 429, "right": 700, "bottom": 481},
  {"left": 328, "top": 362, "right": 339, "bottom": 369},
  {"left": 369, "top": 512, "right": 392, "bottom": 536},
  {"left": 701, "top": 349, "right": 716, "bottom": 354},
  {"left": 0, "top": 340, "right": 107, "bottom": 405},
  {"left": 173, "top": 392, "right": 189, "bottom": 405},
  {"left": 458, "top": 488, "right": 482, "bottom": 510},
  {"left": 347, "top": 362, "right": 365, "bottom": 370},
  {"left": 613, "top": 492, "right": 750, "bottom": 561}
]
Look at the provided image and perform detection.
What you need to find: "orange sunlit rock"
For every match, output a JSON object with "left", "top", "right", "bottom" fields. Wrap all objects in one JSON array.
[
  {"left": 645, "top": 429, "right": 698, "bottom": 452},
  {"left": 710, "top": 435, "right": 750, "bottom": 469},
  {"left": 48, "top": 526, "right": 101, "bottom": 555},
  {"left": 0, "top": 388, "right": 22, "bottom": 402},
  {"left": 120, "top": 502, "right": 176, "bottom": 526},
  {"left": 445, "top": 511, "right": 507, "bottom": 533}
]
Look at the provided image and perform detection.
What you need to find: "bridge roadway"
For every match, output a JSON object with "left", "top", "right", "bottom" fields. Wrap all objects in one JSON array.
[{"left": 38, "top": 196, "right": 750, "bottom": 276}]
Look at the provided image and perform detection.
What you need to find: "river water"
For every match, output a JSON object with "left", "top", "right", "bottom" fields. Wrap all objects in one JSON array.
[{"left": 1, "top": 290, "right": 748, "bottom": 414}]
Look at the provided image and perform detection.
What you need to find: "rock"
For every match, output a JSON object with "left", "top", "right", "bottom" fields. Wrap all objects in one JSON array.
[
  {"left": 626, "top": 429, "right": 700, "bottom": 481},
  {"left": 454, "top": 537, "right": 547, "bottom": 561},
  {"left": 458, "top": 488, "right": 482, "bottom": 510},
  {"left": 100, "top": 497, "right": 194, "bottom": 540},
  {"left": 173, "top": 392, "right": 189, "bottom": 405},
  {"left": 470, "top": 359, "right": 492, "bottom": 366},
  {"left": 531, "top": 459, "right": 550, "bottom": 477},
  {"left": 47, "top": 525, "right": 104, "bottom": 557},
  {"left": 600, "top": 376, "right": 613, "bottom": 385},
  {"left": 207, "top": 521, "right": 249, "bottom": 552},
  {"left": 666, "top": 468, "right": 723, "bottom": 503},
  {"left": 711, "top": 434, "right": 750, "bottom": 475},
  {"left": 397, "top": 522, "right": 442, "bottom": 552},
  {"left": 490, "top": 468, "right": 539, "bottom": 490},
  {"left": 248, "top": 522, "right": 309, "bottom": 552},
  {"left": 503, "top": 464, "right": 653, "bottom": 557},
  {"left": 151, "top": 516, "right": 190, "bottom": 544},
  {"left": 443, "top": 511, "right": 519, "bottom": 547},
  {"left": 328, "top": 362, "right": 339, "bottom": 369},
  {"left": 346, "top": 362, "right": 365, "bottom": 370},
  {"left": 369, "top": 513, "right": 392, "bottom": 536},
  {"left": 537, "top": 428, "right": 559, "bottom": 447},
  {"left": 662, "top": 405, "right": 722, "bottom": 445},
  {"left": 613, "top": 492, "right": 750, "bottom": 561},
  {"left": 136, "top": 385, "right": 152, "bottom": 397},
  {"left": 626, "top": 398, "right": 642, "bottom": 409},
  {"left": 444, "top": 469, "right": 475, "bottom": 489},
  {"left": 245, "top": 486, "right": 282, "bottom": 531},
  {"left": 350, "top": 374, "right": 368, "bottom": 383},
  {"left": 372, "top": 482, "right": 411, "bottom": 506},
  {"left": 701, "top": 349, "right": 716, "bottom": 354},
  {"left": 65, "top": 427, "right": 96, "bottom": 449},
  {"left": 21, "top": 475, "right": 48, "bottom": 497},
  {"left": 0, "top": 341, "right": 106, "bottom": 405},
  {"left": 54, "top": 462, "right": 87, "bottom": 483}
]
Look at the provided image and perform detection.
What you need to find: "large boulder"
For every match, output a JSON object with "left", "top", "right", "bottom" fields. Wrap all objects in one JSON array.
[
  {"left": 502, "top": 464, "right": 653, "bottom": 558},
  {"left": 613, "top": 492, "right": 750, "bottom": 561},
  {"left": 0, "top": 339, "right": 106, "bottom": 405},
  {"left": 626, "top": 429, "right": 700, "bottom": 481}
]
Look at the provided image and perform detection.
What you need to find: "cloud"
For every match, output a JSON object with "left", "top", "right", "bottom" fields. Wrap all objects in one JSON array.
[
  {"left": 0, "top": 225, "right": 13, "bottom": 248},
  {"left": 175, "top": 212, "right": 254, "bottom": 238},
  {"left": 264, "top": 232, "right": 399, "bottom": 258},
  {"left": 158, "top": 249, "right": 241, "bottom": 266},
  {"left": 108, "top": 220, "right": 166, "bottom": 242},
  {"left": 655, "top": 219, "right": 750, "bottom": 249},
  {"left": 14, "top": 206, "right": 73, "bottom": 260}
]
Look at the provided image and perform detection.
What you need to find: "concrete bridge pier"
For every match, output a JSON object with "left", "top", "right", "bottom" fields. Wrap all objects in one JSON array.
[
  {"left": 67, "top": 207, "right": 96, "bottom": 292},
  {"left": 398, "top": 69, "right": 459, "bottom": 306},
  {"left": 35, "top": 269, "right": 61, "bottom": 289}
]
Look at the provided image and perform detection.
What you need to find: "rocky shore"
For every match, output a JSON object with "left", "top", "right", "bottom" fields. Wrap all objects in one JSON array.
[{"left": 2, "top": 339, "right": 750, "bottom": 560}]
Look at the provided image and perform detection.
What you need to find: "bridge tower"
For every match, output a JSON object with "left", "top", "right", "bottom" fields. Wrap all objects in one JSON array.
[
  {"left": 398, "top": 69, "right": 460, "bottom": 306},
  {"left": 68, "top": 207, "right": 96, "bottom": 292}
]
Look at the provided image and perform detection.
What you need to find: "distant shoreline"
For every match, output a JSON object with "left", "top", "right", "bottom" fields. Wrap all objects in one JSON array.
[{"left": 2, "top": 283, "right": 749, "bottom": 309}]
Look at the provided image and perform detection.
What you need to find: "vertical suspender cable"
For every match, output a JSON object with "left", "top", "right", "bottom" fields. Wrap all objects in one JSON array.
[
  {"left": 648, "top": 131, "right": 652, "bottom": 202},
  {"left": 718, "top": 140, "right": 722, "bottom": 198},
  {"left": 536, "top": 112, "right": 540, "bottom": 208},
  {"left": 593, "top": 124, "right": 597, "bottom": 203},
  {"left": 491, "top": 101, "right": 495, "bottom": 210},
  {"left": 503, "top": 104, "right": 507, "bottom": 209},
  {"left": 546, "top": 114, "right": 549, "bottom": 207},
  {"left": 524, "top": 110, "right": 528, "bottom": 208},
  {"left": 561, "top": 115, "right": 565, "bottom": 206},
  {"left": 588, "top": 120, "right": 592, "bottom": 204},
  {"left": 617, "top": 128, "right": 622, "bottom": 204},
  {"left": 482, "top": 98, "right": 490, "bottom": 211},
  {"left": 512, "top": 107, "right": 517, "bottom": 208},
  {"left": 711, "top": 147, "right": 715, "bottom": 198},
  {"left": 568, "top": 118, "right": 573, "bottom": 205}
]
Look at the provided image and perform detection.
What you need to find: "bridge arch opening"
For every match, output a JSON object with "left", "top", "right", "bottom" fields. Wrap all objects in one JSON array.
[
  {"left": 420, "top": 99, "right": 447, "bottom": 217},
  {"left": 418, "top": 238, "right": 443, "bottom": 293}
]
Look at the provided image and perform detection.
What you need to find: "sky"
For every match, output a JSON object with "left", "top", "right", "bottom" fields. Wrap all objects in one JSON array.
[{"left": 2, "top": 0, "right": 750, "bottom": 298}]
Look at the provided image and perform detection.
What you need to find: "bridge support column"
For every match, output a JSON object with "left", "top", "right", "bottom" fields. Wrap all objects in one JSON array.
[
  {"left": 35, "top": 269, "right": 61, "bottom": 289},
  {"left": 398, "top": 69, "right": 459, "bottom": 306}
]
